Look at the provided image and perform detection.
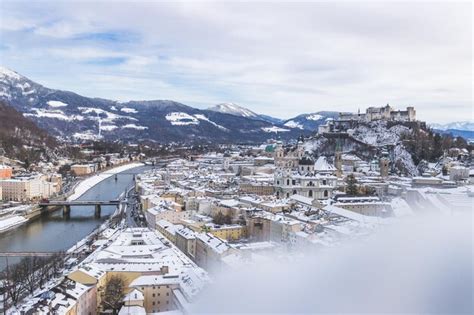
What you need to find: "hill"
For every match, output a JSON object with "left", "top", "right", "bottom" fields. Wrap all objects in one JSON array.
[{"left": 0, "top": 101, "right": 58, "bottom": 165}]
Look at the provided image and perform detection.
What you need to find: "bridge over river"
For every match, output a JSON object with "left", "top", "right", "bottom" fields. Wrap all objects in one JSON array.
[
  {"left": 0, "top": 164, "right": 152, "bottom": 270},
  {"left": 39, "top": 200, "right": 121, "bottom": 217}
]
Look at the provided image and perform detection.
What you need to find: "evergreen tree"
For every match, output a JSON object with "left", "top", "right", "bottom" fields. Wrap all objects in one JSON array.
[{"left": 346, "top": 174, "right": 358, "bottom": 195}]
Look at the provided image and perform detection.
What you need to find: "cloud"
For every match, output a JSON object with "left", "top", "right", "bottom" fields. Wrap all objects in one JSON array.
[{"left": 0, "top": 1, "right": 471, "bottom": 123}]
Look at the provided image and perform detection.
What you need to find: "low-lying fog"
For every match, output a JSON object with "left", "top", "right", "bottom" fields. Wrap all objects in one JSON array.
[{"left": 191, "top": 210, "right": 472, "bottom": 314}]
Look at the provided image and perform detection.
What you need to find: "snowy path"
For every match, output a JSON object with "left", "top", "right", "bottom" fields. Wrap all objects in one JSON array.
[{"left": 67, "top": 162, "right": 144, "bottom": 201}]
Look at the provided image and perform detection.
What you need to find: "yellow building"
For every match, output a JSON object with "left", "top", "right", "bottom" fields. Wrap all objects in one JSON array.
[
  {"left": 71, "top": 164, "right": 97, "bottom": 176},
  {"left": 207, "top": 224, "right": 246, "bottom": 241},
  {"left": 68, "top": 265, "right": 107, "bottom": 313}
]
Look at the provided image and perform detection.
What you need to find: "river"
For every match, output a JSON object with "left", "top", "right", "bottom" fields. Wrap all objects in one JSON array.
[{"left": 0, "top": 165, "right": 149, "bottom": 270}]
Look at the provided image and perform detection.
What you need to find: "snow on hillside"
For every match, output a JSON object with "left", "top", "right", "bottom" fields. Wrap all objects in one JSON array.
[
  {"left": 120, "top": 107, "right": 138, "bottom": 114},
  {"left": 303, "top": 137, "right": 328, "bottom": 152},
  {"left": 352, "top": 121, "right": 410, "bottom": 147},
  {"left": 307, "top": 114, "right": 323, "bottom": 121},
  {"left": 166, "top": 112, "right": 200, "bottom": 126},
  {"left": 123, "top": 124, "right": 147, "bottom": 130},
  {"left": 208, "top": 103, "right": 258, "bottom": 118},
  {"left": 393, "top": 143, "right": 418, "bottom": 176},
  {"left": 100, "top": 124, "right": 118, "bottom": 131},
  {"left": 0, "top": 66, "right": 22, "bottom": 80},
  {"left": 194, "top": 114, "right": 228, "bottom": 131},
  {"left": 78, "top": 107, "right": 137, "bottom": 123},
  {"left": 261, "top": 126, "right": 290, "bottom": 133},
  {"left": 25, "top": 108, "right": 84, "bottom": 121},
  {"left": 284, "top": 120, "right": 304, "bottom": 129},
  {"left": 47, "top": 100, "right": 68, "bottom": 108}
]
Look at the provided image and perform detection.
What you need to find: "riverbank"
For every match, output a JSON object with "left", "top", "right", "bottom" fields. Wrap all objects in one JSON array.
[
  {"left": 0, "top": 162, "right": 144, "bottom": 235},
  {"left": 0, "top": 164, "right": 149, "bottom": 274},
  {"left": 0, "top": 215, "right": 28, "bottom": 233},
  {"left": 67, "top": 162, "right": 144, "bottom": 201}
]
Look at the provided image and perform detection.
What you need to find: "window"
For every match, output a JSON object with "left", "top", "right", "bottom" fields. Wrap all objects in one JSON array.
[
  {"left": 324, "top": 190, "right": 329, "bottom": 197},
  {"left": 277, "top": 180, "right": 280, "bottom": 185},
  {"left": 152, "top": 302, "right": 156, "bottom": 306},
  {"left": 309, "top": 190, "right": 313, "bottom": 197},
  {"left": 292, "top": 180, "right": 296, "bottom": 185},
  {"left": 152, "top": 293, "right": 155, "bottom": 297},
  {"left": 166, "top": 292, "right": 170, "bottom": 296},
  {"left": 293, "top": 190, "right": 297, "bottom": 195},
  {"left": 286, "top": 179, "right": 290, "bottom": 185}
]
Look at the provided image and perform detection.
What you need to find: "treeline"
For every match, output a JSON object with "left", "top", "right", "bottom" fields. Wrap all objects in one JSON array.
[
  {"left": 0, "top": 253, "right": 65, "bottom": 306},
  {"left": 401, "top": 126, "right": 471, "bottom": 165}
]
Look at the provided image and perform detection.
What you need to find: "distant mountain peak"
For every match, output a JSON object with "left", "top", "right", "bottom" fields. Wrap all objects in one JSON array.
[
  {"left": 208, "top": 103, "right": 258, "bottom": 118},
  {"left": 0, "top": 66, "right": 23, "bottom": 81},
  {"left": 430, "top": 121, "right": 474, "bottom": 132}
]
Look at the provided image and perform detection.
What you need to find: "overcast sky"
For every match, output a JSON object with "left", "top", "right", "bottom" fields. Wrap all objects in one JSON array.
[{"left": 0, "top": 1, "right": 472, "bottom": 123}]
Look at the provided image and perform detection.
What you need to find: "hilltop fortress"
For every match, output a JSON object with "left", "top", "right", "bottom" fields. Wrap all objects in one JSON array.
[{"left": 339, "top": 104, "right": 416, "bottom": 122}]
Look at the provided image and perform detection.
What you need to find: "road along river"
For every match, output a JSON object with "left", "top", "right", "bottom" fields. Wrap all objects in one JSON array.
[{"left": 0, "top": 164, "right": 149, "bottom": 270}]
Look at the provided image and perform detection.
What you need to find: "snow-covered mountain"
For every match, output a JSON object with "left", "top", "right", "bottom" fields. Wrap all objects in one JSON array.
[
  {"left": 208, "top": 103, "right": 259, "bottom": 118},
  {"left": 0, "top": 67, "right": 307, "bottom": 143},
  {"left": 283, "top": 111, "right": 340, "bottom": 131},
  {"left": 207, "top": 102, "right": 285, "bottom": 124},
  {"left": 430, "top": 121, "right": 474, "bottom": 131}
]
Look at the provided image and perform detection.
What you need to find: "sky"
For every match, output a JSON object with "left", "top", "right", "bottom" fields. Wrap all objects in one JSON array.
[{"left": 0, "top": 0, "right": 472, "bottom": 123}]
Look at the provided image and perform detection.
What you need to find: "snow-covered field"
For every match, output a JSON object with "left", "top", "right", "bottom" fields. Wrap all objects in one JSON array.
[
  {"left": 47, "top": 100, "right": 68, "bottom": 107},
  {"left": 261, "top": 126, "right": 290, "bottom": 133},
  {"left": 194, "top": 114, "right": 228, "bottom": 131},
  {"left": 166, "top": 112, "right": 200, "bottom": 125},
  {"left": 25, "top": 108, "right": 84, "bottom": 121},
  {"left": 284, "top": 120, "right": 304, "bottom": 129},
  {"left": 78, "top": 107, "right": 137, "bottom": 123},
  {"left": 67, "top": 162, "right": 144, "bottom": 201},
  {"left": 123, "top": 123, "right": 147, "bottom": 130},
  {"left": 120, "top": 107, "right": 138, "bottom": 114},
  {"left": 307, "top": 114, "right": 323, "bottom": 121},
  {"left": 100, "top": 124, "right": 118, "bottom": 131}
]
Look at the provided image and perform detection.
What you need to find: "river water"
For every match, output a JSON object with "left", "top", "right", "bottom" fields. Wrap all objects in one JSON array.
[{"left": 0, "top": 165, "right": 149, "bottom": 270}]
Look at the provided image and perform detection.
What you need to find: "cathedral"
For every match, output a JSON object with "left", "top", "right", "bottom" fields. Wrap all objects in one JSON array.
[{"left": 273, "top": 138, "right": 339, "bottom": 200}]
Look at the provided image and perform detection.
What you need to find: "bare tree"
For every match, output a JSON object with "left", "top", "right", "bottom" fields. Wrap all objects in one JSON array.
[
  {"left": 101, "top": 275, "right": 126, "bottom": 314},
  {"left": 2, "top": 263, "right": 27, "bottom": 306}
]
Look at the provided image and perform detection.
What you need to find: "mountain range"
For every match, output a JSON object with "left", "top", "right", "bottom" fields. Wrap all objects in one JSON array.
[
  {"left": 0, "top": 66, "right": 471, "bottom": 144},
  {"left": 0, "top": 66, "right": 339, "bottom": 144}
]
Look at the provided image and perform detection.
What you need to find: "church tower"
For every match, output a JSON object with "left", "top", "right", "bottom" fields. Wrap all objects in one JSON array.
[
  {"left": 334, "top": 138, "right": 343, "bottom": 177},
  {"left": 379, "top": 149, "right": 390, "bottom": 178}
]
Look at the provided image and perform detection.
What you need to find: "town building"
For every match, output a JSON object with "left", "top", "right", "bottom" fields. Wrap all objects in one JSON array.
[
  {"left": 0, "top": 165, "right": 12, "bottom": 179},
  {"left": 71, "top": 163, "right": 97, "bottom": 176},
  {"left": 0, "top": 173, "right": 59, "bottom": 201}
]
